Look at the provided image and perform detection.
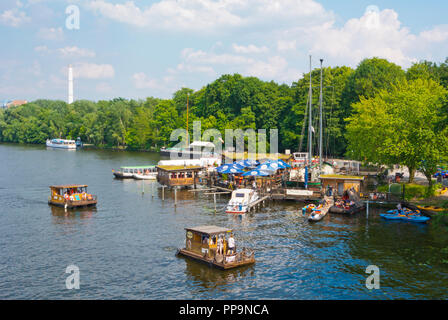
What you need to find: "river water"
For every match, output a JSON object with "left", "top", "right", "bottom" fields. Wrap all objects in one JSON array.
[{"left": 0, "top": 143, "right": 447, "bottom": 299}]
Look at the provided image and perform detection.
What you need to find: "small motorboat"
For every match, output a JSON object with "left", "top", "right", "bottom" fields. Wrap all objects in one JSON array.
[
  {"left": 225, "top": 189, "right": 259, "bottom": 214},
  {"left": 176, "top": 225, "right": 255, "bottom": 270},
  {"left": 380, "top": 209, "right": 430, "bottom": 223},
  {"left": 308, "top": 196, "right": 334, "bottom": 222}
]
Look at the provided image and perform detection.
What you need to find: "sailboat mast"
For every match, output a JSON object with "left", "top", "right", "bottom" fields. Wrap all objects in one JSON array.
[
  {"left": 319, "top": 59, "right": 323, "bottom": 171},
  {"left": 186, "top": 93, "right": 189, "bottom": 147},
  {"left": 308, "top": 55, "right": 313, "bottom": 166}
]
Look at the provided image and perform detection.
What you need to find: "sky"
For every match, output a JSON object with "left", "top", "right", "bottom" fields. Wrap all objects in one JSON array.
[{"left": 1, "top": 0, "right": 448, "bottom": 102}]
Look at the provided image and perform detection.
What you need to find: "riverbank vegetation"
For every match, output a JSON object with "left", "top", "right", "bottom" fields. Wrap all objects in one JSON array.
[{"left": 1, "top": 57, "right": 448, "bottom": 170}]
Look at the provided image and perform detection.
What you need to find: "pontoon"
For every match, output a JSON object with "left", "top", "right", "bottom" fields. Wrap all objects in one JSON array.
[
  {"left": 48, "top": 185, "right": 97, "bottom": 209},
  {"left": 176, "top": 225, "right": 255, "bottom": 270}
]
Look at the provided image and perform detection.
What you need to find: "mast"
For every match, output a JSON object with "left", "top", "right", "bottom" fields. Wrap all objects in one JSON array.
[
  {"left": 186, "top": 93, "right": 189, "bottom": 147},
  {"left": 308, "top": 55, "right": 313, "bottom": 166},
  {"left": 319, "top": 59, "right": 323, "bottom": 172}
]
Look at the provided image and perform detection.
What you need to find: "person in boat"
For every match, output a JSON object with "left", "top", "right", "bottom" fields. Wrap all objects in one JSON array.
[
  {"left": 327, "top": 185, "right": 333, "bottom": 197},
  {"left": 217, "top": 235, "right": 224, "bottom": 255},
  {"left": 227, "top": 234, "right": 235, "bottom": 255},
  {"left": 397, "top": 203, "right": 403, "bottom": 214}
]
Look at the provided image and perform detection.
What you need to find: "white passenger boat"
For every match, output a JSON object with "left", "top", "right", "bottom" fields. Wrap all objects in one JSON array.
[
  {"left": 132, "top": 166, "right": 157, "bottom": 180},
  {"left": 46, "top": 138, "right": 77, "bottom": 149},
  {"left": 112, "top": 165, "right": 157, "bottom": 179},
  {"left": 225, "top": 189, "right": 259, "bottom": 214}
]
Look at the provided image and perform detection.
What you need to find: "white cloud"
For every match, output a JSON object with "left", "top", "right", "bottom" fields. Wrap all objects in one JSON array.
[
  {"left": 0, "top": 8, "right": 30, "bottom": 27},
  {"left": 37, "top": 27, "right": 64, "bottom": 41},
  {"left": 232, "top": 43, "right": 268, "bottom": 54},
  {"left": 277, "top": 40, "right": 296, "bottom": 51},
  {"left": 58, "top": 47, "right": 96, "bottom": 58},
  {"left": 132, "top": 72, "right": 160, "bottom": 89},
  {"left": 87, "top": 0, "right": 331, "bottom": 33},
  {"left": 71, "top": 63, "right": 115, "bottom": 79}
]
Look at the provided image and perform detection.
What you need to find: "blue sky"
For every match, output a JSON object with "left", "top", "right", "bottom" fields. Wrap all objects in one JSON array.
[{"left": 1, "top": 0, "right": 448, "bottom": 102}]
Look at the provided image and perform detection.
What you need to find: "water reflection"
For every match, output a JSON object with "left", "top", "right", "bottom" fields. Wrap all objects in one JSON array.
[
  {"left": 50, "top": 205, "right": 96, "bottom": 223},
  {"left": 181, "top": 255, "right": 255, "bottom": 291}
]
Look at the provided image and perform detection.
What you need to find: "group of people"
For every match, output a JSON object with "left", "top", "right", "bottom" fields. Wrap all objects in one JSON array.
[{"left": 203, "top": 233, "right": 236, "bottom": 256}]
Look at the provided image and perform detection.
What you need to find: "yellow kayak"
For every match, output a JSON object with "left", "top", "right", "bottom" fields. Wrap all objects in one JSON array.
[{"left": 416, "top": 205, "right": 445, "bottom": 212}]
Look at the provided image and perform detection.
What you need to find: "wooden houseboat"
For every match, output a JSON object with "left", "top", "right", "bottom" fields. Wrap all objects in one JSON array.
[
  {"left": 176, "top": 225, "right": 255, "bottom": 270},
  {"left": 48, "top": 185, "right": 97, "bottom": 209},
  {"left": 156, "top": 165, "right": 203, "bottom": 188}
]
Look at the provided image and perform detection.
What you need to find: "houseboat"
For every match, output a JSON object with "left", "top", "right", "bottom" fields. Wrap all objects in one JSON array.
[
  {"left": 46, "top": 138, "right": 77, "bottom": 149},
  {"left": 48, "top": 185, "right": 97, "bottom": 209},
  {"left": 156, "top": 165, "right": 203, "bottom": 188},
  {"left": 225, "top": 189, "right": 260, "bottom": 214},
  {"left": 176, "top": 225, "right": 255, "bottom": 270},
  {"left": 112, "top": 165, "right": 156, "bottom": 179}
]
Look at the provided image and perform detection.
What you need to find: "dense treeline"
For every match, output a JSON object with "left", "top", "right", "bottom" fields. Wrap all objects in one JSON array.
[{"left": 1, "top": 57, "right": 448, "bottom": 159}]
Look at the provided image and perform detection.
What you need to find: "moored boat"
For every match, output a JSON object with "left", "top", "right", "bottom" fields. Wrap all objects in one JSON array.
[
  {"left": 380, "top": 209, "right": 430, "bottom": 223},
  {"left": 112, "top": 165, "right": 156, "bottom": 179},
  {"left": 46, "top": 138, "right": 77, "bottom": 149},
  {"left": 416, "top": 205, "right": 446, "bottom": 215},
  {"left": 176, "top": 225, "right": 255, "bottom": 270},
  {"left": 48, "top": 185, "right": 97, "bottom": 209},
  {"left": 308, "top": 196, "right": 334, "bottom": 222},
  {"left": 225, "top": 189, "right": 259, "bottom": 214}
]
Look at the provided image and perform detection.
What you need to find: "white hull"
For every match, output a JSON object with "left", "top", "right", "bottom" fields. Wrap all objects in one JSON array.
[
  {"left": 46, "top": 140, "right": 77, "bottom": 149},
  {"left": 226, "top": 189, "right": 259, "bottom": 214},
  {"left": 308, "top": 197, "right": 334, "bottom": 222},
  {"left": 133, "top": 173, "right": 157, "bottom": 180}
]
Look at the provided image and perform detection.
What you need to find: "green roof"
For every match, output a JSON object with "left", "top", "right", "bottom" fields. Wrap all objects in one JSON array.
[
  {"left": 121, "top": 165, "right": 156, "bottom": 169},
  {"left": 319, "top": 174, "right": 364, "bottom": 180},
  {"left": 156, "top": 165, "right": 203, "bottom": 171}
]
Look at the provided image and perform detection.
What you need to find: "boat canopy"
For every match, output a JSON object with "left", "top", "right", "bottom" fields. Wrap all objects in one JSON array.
[
  {"left": 156, "top": 165, "right": 203, "bottom": 172},
  {"left": 50, "top": 184, "right": 88, "bottom": 189},
  {"left": 185, "top": 225, "right": 232, "bottom": 236}
]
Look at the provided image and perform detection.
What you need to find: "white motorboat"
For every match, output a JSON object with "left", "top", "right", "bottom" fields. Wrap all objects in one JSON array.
[
  {"left": 46, "top": 138, "right": 77, "bottom": 149},
  {"left": 308, "top": 196, "right": 334, "bottom": 222},
  {"left": 112, "top": 165, "right": 156, "bottom": 179},
  {"left": 226, "top": 189, "right": 259, "bottom": 214}
]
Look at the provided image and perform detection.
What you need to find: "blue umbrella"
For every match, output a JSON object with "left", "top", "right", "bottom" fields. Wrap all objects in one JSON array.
[
  {"left": 242, "top": 169, "right": 275, "bottom": 177},
  {"left": 235, "top": 159, "right": 259, "bottom": 168},
  {"left": 278, "top": 159, "right": 291, "bottom": 168},
  {"left": 256, "top": 161, "right": 280, "bottom": 171},
  {"left": 217, "top": 164, "right": 244, "bottom": 174}
]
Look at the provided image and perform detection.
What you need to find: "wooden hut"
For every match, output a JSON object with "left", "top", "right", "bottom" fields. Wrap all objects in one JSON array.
[
  {"left": 156, "top": 165, "right": 203, "bottom": 188},
  {"left": 319, "top": 174, "right": 364, "bottom": 196}
]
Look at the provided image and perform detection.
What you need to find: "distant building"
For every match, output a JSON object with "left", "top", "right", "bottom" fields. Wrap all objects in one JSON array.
[{"left": 1, "top": 100, "right": 28, "bottom": 109}]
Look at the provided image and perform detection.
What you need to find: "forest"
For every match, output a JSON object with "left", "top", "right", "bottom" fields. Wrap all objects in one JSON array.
[{"left": 1, "top": 57, "right": 448, "bottom": 168}]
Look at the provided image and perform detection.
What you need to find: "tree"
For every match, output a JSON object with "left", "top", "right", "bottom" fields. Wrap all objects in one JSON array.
[{"left": 346, "top": 79, "right": 448, "bottom": 185}]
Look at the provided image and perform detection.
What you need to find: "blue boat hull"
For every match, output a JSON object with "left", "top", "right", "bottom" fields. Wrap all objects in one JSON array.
[{"left": 380, "top": 213, "right": 430, "bottom": 223}]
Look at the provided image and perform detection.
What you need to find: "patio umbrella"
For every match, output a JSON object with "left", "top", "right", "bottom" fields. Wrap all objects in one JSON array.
[
  {"left": 242, "top": 169, "right": 275, "bottom": 177},
  {"left": 216, "top": 164, "right": 244, "bottom": 174}
]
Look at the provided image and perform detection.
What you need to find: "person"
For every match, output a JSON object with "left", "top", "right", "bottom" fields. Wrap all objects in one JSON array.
[
  {"left": 397, "top": 203, "right": 402, "bottom": 214},
  {"left": 227, "top": 234, "right": 235, "bottom": 255},
  {"left": 252, "top": 180, "right": 256, "bottom": 189},
  {"left": 217, "top": 235, "right": 224, "bottom": 255},
  {"left": 327, "top": 185, "right": 333, "bottom": 196}
]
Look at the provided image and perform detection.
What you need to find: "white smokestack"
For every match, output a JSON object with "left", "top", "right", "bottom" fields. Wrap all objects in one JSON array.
[{"left": 68, "top": 64, "right": 74, "bottom": 104}]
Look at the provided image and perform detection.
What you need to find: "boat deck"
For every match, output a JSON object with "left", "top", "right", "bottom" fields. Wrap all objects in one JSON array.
[{"left": 176, "top": 248, "right": 255, "bottom": 270}]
